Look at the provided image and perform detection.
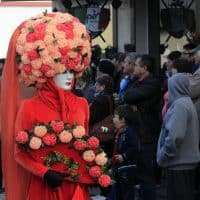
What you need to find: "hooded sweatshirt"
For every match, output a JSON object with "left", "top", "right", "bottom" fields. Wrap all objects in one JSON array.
[{"left": 157, "top": 74, "right": 200, "bottom": 169}]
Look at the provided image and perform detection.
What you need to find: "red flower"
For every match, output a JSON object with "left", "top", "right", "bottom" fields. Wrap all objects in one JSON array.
[
  {"left": 16, "top": 131, "right": 29, "bottom": 144},
  {"left": 59, "top": 46, "right": 70, "bottom": 56},
  {"left": 74, "top": 140, "right": 87, "bottom": 151},
  {"left": 56, "top": 23, "right": 74, "bottom": 39},
  {"left": 26, "top": 32, "right": 37, "bottom": 43},
  {"left": 98, "top": 175, "right": 111, "bottom": 188},
  {"left": 63, "top": 55, "right": 81, "bottom": 69},
  {"left": 23, "top": 64, "right": 32, "bottom": 75},
  {"left": 27, "top": 50, "right": 40, "bottom": 61},
  {"left": 34, "top": 31, "right": 45, "bottom": 41},
  {"left": 87, "top": 136, "right": 99, "bottom": 150},
  {"left": 41, "top": 64, "right": 50, "bottom": 73},
  {"left": 35, "top": 23, "right": 46, "bottom": 32},
  {"left": 42, "top": 134, "right": 57, "bottom": 146},
  {"left": 89, "top": 166, "right": 102, "bottom": 178},
  {"left": 51, "top": 121, "right": 64, "bottom": 133}
]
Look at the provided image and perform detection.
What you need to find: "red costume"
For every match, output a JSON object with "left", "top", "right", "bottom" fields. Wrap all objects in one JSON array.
[
  {"left": 1, "top": 12, "right": 94, "bottom": 200},
  {"left": 15, "top": 81, "right": 93, "bottom": 200}
]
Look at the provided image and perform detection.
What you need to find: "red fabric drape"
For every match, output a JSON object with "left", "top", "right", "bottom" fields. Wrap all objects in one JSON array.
[{"left": 0, "top": 24, "right": 34, "bottom": 200}]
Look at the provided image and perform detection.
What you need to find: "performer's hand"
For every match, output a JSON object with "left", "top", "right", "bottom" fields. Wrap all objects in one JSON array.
[{"left": 44, "top": 170, "right": 65, "bottom": 188}]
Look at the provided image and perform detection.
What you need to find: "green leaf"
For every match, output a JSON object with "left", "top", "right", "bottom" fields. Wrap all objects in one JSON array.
[
  {"left": 16, "top": 54, "right": 21, "bottom": 64},
  {"left": 28, "top": 27, "right": 34, "bottom": 33},
  {"left": 54, "top": 58, "right": 61, "bottom": 63}
]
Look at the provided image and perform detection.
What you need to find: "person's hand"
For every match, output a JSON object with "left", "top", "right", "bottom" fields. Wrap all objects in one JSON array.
[
  {"left": 114, "top": 154, "right": 124, "bottom": 163},
  {"left": 44, "top": 170, "right": 65, "bottom": 188}
]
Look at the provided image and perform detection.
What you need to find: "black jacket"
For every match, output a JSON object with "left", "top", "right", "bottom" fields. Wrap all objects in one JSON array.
[
  {"left": 90, "top": 91, "right": 114, "bottom": 125},
  {"left": 115, "top": 126, "right": 139, "bottom": 166},
  {"left": 124, "top": 75, "right": 161, "bottom": 144}
]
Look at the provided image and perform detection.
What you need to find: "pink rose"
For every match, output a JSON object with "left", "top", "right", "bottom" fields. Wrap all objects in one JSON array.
[
  {"left": 34, "top": 23, "right": 46, "bottom": 32},
  {"left": 51, "top": 121, "right": 64, "bottom": 133},
  {"left": 95, "top": 152, "right": 108, "bottom": 166},
  {"left": 23, "top": 64, "right": 32, "bottom": 75},
  {"left": 87, "top": 136, "right": 99, "bottom": 150},
  {"left": 74, "top": 140, "right": 87, "bottom": 151},
  {"left": 72, "top": 125, "right": 86, "bottom": 139},
  {"left": 41, "top": 64, "right": 51, "bottom": 73},
  {"left": 42, "top": 134, "right": 57, "bottom": 146},
  {"left": 98, "top": 175, "right": 111, "bottom": 187},
  {"left": 16, "top": 131, "right": 29, "bottom": 144},
  {"left": 27, "top": 50, "right": 40, "bottom": 61},
  {"left": 89, "top": 166, "right": 102, "bottom": 178},
  {"left": 26, "top": 32, "right": 37, "bottom": 43},
  {"left": 59, "top": 46, "right": 70, "bottom": 56},
  {"left": 29, "top": 137, "right": 42, "bottom": 150},
  {"left": 82, "top": 150, "right": 96, "bottom": 162},
  {"left": 34, "top": 125, "right": 47, "bottom": 138},
  {"left": 56, "top": 23, "right": 74, "bottom": 39},
  {"left": 59, "top": 130, "right": 73, "bottom": 143}
]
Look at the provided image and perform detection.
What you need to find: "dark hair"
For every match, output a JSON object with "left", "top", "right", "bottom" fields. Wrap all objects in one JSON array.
[
  {"left": 114, "top": 52, "right": 126, "bottom": 63},
  {"left": 96, "top": 74, "right": 113, "bottom": 93},
  {"left": 114, "top": 104, "right": 140, "bottom": 126},
  {"left": 138, "top": 54, "right": 155, "bottom": 73},
  {"left": 105, "top": 46, "right": 118, "bottom": 60},
  {"left": 173, "top": 58, "right": 193, "bottom": 74},
  {"left": 98, "top": 59, "right": 115, "bottom": 77},
  {"left": 91, "top": 45, "right": 102, "bottom": 66},
  {"left": 167, "top": 51, "right": 182, "bottom": 61}
]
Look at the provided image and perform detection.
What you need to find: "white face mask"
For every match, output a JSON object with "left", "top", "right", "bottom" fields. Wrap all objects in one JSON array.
[{"left": 53, "top": 71, "right": 74, "bottom": 91}]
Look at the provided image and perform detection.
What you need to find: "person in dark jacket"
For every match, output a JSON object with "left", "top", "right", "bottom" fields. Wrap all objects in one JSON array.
[
  {"left": 90, "top": 74, "right": 114, "bottom": 126},
  {"left": 107, "top": 104, "right": 140, "bottom": 200},
  {"left": 84, "top": 59, "right": 115, "bottom": 104},
  {"left": 123, "top": 54, "right": 161, "bottom": 200},
  {"left": 157, "top": 73, "right": 200, "bottom": 200}
]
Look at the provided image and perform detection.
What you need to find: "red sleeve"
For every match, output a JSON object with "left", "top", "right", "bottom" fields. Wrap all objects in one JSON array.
[
  {"left": 82, "top": 98, "right": 89, "bottom": 135},
  {"left": 14, "top": 100, "right": 48, "bottom": 177}
]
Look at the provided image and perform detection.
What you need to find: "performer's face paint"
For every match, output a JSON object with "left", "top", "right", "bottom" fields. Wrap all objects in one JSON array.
[{"left": 53, "top": 70, "right": 75, "bottom": 91}]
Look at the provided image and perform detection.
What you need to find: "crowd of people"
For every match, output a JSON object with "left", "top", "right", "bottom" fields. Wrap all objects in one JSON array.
[
  {"left": 1, "top": 11, "right": 200, "bottom": 200},
  {"left": 76, "top": 44, "right": 200, "bottom": 200}
]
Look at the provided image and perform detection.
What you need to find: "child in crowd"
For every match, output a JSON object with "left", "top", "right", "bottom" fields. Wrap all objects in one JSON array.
[{"left": 107, "top": 105, "right": 140, "bottom": 200}]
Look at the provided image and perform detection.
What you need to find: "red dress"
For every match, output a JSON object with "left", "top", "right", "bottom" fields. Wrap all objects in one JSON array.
[{"left": 14, "top": 81, "right": 93, "bottom": 200}]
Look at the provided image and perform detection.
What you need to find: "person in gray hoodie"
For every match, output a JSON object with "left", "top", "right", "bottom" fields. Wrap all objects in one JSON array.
[{"left": 157, "top": 73, "right": 200, "bottom": 200}]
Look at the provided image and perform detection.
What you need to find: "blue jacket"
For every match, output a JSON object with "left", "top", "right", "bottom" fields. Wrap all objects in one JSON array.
[{"left": 115, "top": 126, "right": 139, "bottom": 166}]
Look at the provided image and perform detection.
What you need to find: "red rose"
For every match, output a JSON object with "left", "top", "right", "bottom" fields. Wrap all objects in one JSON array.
[
  {"left": 59, "top": 46, "right": 70, "bottom": 56},
  {"left": 34, "top": 31, "right": 45, "bottom": 41},
  {"left": 26, "top": 32, "right": 37, "bottom": 43},
  {"left": 23, "top": 64, "right": 32, "bottom": 75},
  {"left": 27, "top": 50, "right": 40, "bottom": 61},
  {"left": 74, "top": 140, "right": 87, "bottom": 151},
  {"left": 42, "top": 134, "right": 57, "bottom": 146},
  {"left": 35, "top": 23, "right": 46, "bottom": 32},
  {"left": 87, "top": 136, "right": 100, "bottom": 150},
  {"left": 51, "top": 121, "right": 64, "bottom": 133},
  {"left": 41, "top": 64, "right": 50, "bottom": 73},
  {"left": 89, "top": 166, "right": 102, "bottom": 178},
  {"left": 16, "top": 131, "right": 29, "bottom": 144},
  {"left": 56, "top": 23, "right": 74, "bottom": 39},
  {"left": 98, "top": 175, "right": 111, "bottom": 187}
]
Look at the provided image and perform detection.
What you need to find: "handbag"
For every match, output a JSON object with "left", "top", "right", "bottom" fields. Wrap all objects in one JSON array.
[{"left": 90, "top": 96, "right": 115, "bottom": 142}]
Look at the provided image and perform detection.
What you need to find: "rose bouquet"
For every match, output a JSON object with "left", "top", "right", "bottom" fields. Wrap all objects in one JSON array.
[{"left": 16, "top": 120, "right": 111, "bottom": 187}]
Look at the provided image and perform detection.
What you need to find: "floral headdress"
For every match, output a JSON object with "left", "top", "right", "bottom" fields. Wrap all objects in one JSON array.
[{"left": 16, "top": 12, "right": 91, "bottom": 86}]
